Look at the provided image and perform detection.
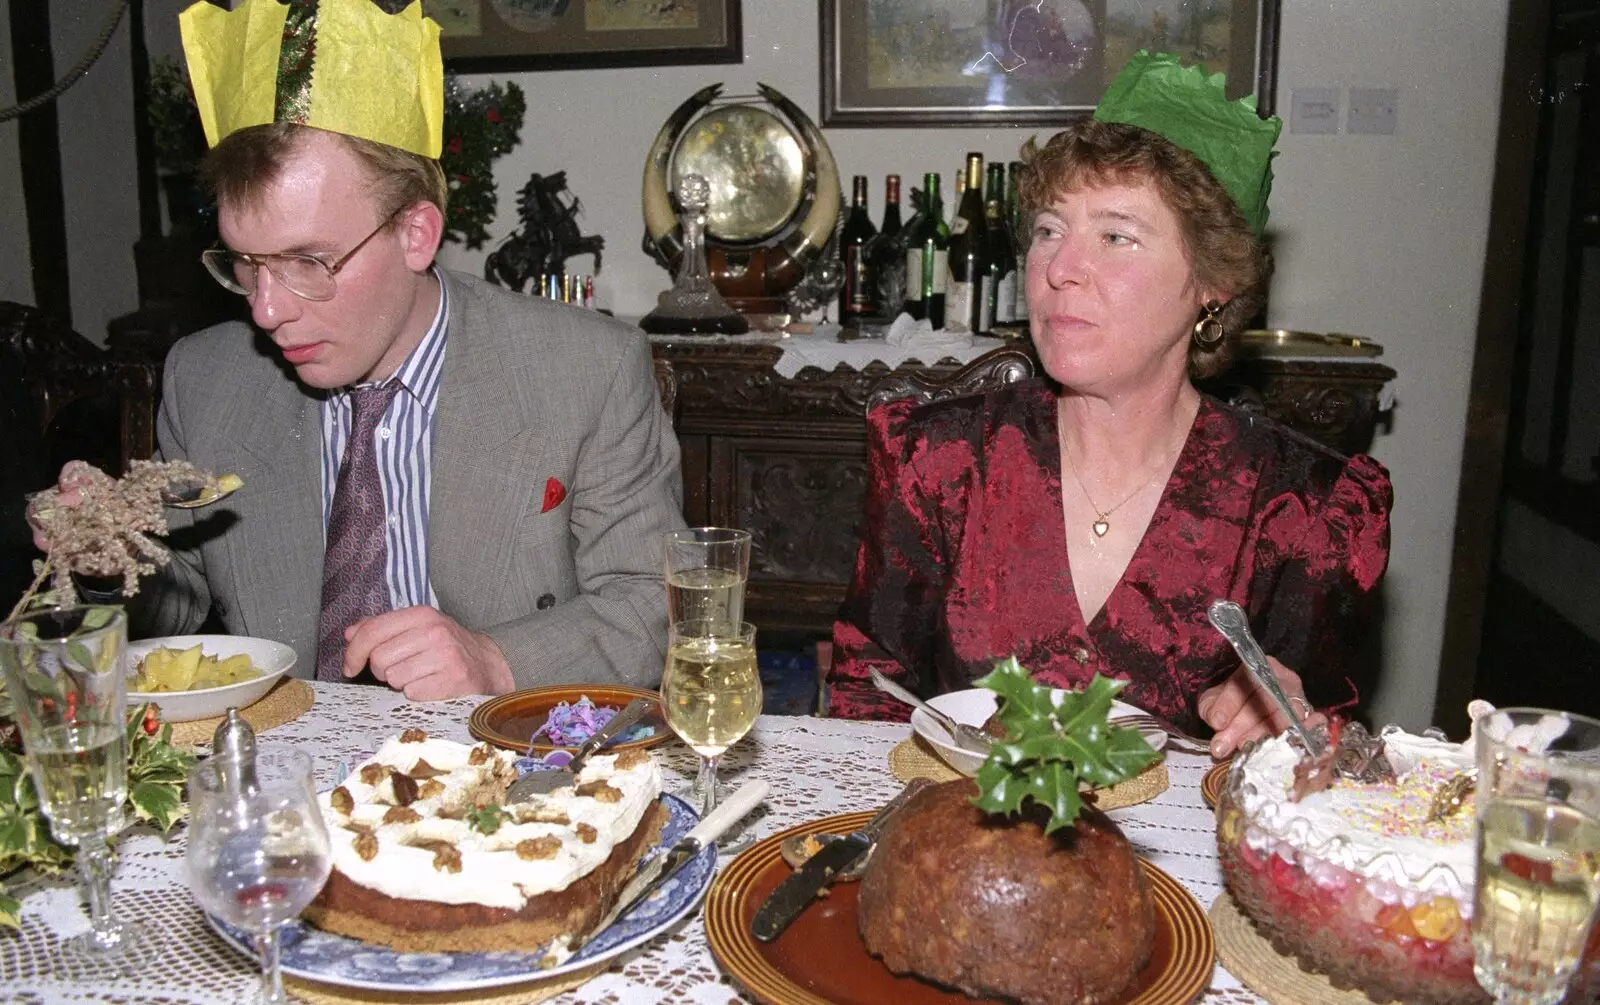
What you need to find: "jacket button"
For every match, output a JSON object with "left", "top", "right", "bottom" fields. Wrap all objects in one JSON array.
[
  {"left": 536, "top": 593, "right": 556, "bottom": 610},
  {"left": 1073, "top": 647, "right": 1090, "bottom": 665}
]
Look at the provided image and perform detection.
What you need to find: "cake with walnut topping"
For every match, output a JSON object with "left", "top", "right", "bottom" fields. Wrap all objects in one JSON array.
[{"left": 303, "top": 729, "right": 667, "bottom": 957}]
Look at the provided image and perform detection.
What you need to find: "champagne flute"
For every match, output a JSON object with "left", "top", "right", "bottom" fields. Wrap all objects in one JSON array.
[
  {"left": 1472, "top": 707, "right": 1600, "bottom": 1005},
  {"left": 0, "top": 605, "right": 157, "bottom": 967},
  {"left": 186, "top": 746, "right": 331, "bottom": 1005},
  {"left": 664, "top": 527, "right": 751, "bottom": 632},
  {"left": 661, "top": 619, "right": 762, "bottom": 839}
]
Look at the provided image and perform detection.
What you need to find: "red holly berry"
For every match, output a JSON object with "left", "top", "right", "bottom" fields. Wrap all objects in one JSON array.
[
  {"left": 142, "top": 705, "right": 159, "bottom": 736},
  {"left": 64, "top": 691, "right": 78, "bottom": 720},
  {"left": 486, "top": 107, "right": 501, "bottom": 123},
  {"left": 446, "top": 136, "right": 463, "bottom": 155}
]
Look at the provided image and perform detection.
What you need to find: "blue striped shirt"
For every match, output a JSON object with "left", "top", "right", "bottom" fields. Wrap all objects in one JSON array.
[{"left": 319, "top": 277, "right": 449, "bottom": 610}]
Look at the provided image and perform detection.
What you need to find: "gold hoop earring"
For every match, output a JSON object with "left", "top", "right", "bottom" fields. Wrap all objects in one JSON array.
[{"left": 1193, "top": 300, "right": 1225, "bottom": 347}]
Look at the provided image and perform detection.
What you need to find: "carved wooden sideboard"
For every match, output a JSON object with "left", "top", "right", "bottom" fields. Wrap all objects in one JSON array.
[{"left": 651, "top": 338, "right": 1396, "bottom": 638}]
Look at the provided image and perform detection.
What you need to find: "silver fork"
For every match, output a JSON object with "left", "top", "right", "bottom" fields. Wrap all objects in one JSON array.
[
  {"left": 867, "top": 668, "right": 994, "bottom": 755},
  {"left": 1109, "top": 712, "right": 1213, "bottom": 756}
]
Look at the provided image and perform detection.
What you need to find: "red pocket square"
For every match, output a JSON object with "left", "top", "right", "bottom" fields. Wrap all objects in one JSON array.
[{"left": 541, "top": 477, "right": 567, "bottom": 513}]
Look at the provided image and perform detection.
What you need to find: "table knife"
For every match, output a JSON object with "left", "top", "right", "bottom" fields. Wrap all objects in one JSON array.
[
  {"left": 750, "top": 778, "right": 932, "bottom": 943},
  {"left": 571, "top": 779, "right": 768, "bottom": 953}
]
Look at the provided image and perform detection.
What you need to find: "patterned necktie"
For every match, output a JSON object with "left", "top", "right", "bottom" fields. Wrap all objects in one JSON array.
[{"left": 317, "top": 381, "right": 402, "bottom": 682}]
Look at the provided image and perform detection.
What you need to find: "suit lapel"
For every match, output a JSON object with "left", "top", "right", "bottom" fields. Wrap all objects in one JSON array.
[{"left": 430, "top": 276, "right": 551, "bottom": 626}]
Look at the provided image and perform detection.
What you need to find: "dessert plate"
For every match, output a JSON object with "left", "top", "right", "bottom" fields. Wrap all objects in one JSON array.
[
  {"left": 204, "top": 793, "right": 714, "bottom": 993},
  {"left": 911, "top": 688, "right": 1168, "bottom": 777},
  {"left": 1201, "top": 759, "right": 1232, "bottom": 810},
  {"left": 706, "top": 811, "right": 1215, "bottom": 1005},
  {"left": 470, "top": 683, "right": 668, "bottom": 754},
  {"left": 127, "top": 634, "right": 296, "bottom": 722}
]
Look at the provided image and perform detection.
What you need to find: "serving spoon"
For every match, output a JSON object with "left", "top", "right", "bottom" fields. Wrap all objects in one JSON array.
[
  {"left": 868, "top": 667, "right": 993, "bottom": 755},
  {"left": 1206, "top": 599, "right": 1325, "bottom": 757}
]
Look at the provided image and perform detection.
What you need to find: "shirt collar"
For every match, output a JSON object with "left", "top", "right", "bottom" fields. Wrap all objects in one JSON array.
[{"left": 349, "top": 269, "right": 449, "bottom": 404}]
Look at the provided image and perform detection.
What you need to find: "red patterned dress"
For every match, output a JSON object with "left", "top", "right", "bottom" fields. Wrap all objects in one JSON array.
[{"left": 828, "top": 380, "right": 1393, "bottom": 732}]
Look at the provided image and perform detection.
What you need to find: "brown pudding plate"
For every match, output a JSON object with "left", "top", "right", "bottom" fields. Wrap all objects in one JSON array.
[
  {"left": 706, "top": 811, "right": 1215, "bottom": 1005},
  {"left": 469, "top": 684, "right": 668, "bottom": 754}
]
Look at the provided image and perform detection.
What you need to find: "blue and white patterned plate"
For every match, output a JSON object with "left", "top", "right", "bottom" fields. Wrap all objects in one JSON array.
[{"left": 205, "top": 794, "right": 712, "bottom": 993}]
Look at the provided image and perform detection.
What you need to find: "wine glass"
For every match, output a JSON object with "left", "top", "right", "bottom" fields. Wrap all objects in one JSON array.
[
  {"left": 186, "top": 746, "right": 331, "bottom": 1005},
  {"left": 661, "top": 619, "right": 762, "bottom": 843},
  {"left": 0, "top": 605, "right": 157, "bottom": 967},
  {"left": 664, "top": 527, "right": 751, "bottom": 632},
  {"left": 1472, "top": 707, "right": 1600, "bottom": 1005}
]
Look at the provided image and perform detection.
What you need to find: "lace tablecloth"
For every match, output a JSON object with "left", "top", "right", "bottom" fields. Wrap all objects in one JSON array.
[{"left": 4, "top": 684, "right": 1265, "bottom": 1004}]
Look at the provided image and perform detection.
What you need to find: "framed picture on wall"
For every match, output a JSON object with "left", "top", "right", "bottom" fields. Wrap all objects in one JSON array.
[
  {"left": 424, "top": 0, "right": 742, "bottom": 73},
  {"left": 820, "top": 0, "right": 1280, "bottom": 127}
]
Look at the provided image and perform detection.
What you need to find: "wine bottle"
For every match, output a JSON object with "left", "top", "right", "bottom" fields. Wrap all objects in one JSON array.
[
  {"left": 985, "top": 162, "right": 1017, "bottom": 329},
  {"left": 902, "top": 172, "right": 947, "bottom": 328},
  {"left": 837, "top": 175, "right": 878, "bottom": 325},
  {"left": 944, "top": 152, "right": 989, "bottom": 334},
  {"left": 1008, "top": 160, "right": 1029, "bottom": 324},
  {"left": 863, "top": 174, "right": 904, "bottom": 318}
]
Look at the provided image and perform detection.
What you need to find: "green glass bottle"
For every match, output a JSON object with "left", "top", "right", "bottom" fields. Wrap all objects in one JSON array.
[{"left": 902, "top": 172, "right": 947, "bottom": 328}]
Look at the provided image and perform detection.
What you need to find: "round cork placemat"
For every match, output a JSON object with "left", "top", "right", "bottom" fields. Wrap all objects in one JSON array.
[
  {"left": 162, "top": 677, "right": 315, "bottom": 747},
  {"left": 285, "top": 962, "right": 607, "bottom": 1005},
  {"left": 1210, "top": 892, "right": 1380, "bottom": 1005},
  {"left": 888, "top": 734, "right": 1169, "bottom": 810}
]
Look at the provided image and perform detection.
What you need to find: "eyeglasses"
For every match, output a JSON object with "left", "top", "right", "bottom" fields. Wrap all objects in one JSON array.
[{"left": 200, "top": 208, "right": 402, "bottom": 302}]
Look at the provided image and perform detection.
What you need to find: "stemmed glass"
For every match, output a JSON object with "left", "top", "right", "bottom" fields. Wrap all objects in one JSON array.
[
  {"left": 185, "top": 746, "right": 331, "bottom": 1005},
  {"left": 664, "top": 527, "right": 751, "bottom": 632},
  {"left": 661, "top": 618, "right": 763, "bottom": 842},
  {"left": 0, "top": 605, "right": 157, "bottom": 967},
  {"left": 1472, "top": 707, "right": 1600, "bottom": 1005}
]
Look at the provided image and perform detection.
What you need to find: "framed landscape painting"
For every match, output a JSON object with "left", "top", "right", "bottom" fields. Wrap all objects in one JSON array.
[
  {"left": 424, "top": 0, "right": 742, "bottom": 73},
  {"left": 821, "top": 0, "right": 1280, "bottom": 127}
]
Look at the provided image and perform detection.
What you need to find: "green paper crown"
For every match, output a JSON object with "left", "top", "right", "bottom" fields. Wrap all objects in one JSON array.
[{"left": 1094, "top": 50, "right": 1282, "bottom": 237}]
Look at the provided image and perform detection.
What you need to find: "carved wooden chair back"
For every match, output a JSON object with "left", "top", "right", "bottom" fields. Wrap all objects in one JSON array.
[
  {"left": 0, "top": 301, "right": 158, "bottom": 475},
  {"left": 652, "top": 355, "right": 678, "bottom": 420},
  {"left": 867, "top": 344, "right": 1037, "bottom": 411}
]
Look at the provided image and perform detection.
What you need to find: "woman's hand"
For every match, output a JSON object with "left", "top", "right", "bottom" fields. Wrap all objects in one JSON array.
[{"left": 1197, "top": 656, "right": 1326, "bottom": 759}]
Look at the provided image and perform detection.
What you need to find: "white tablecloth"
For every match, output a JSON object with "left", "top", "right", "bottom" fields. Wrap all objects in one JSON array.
[{"left": 3, "top": 684, "right": 1266, "bottom": 1004}]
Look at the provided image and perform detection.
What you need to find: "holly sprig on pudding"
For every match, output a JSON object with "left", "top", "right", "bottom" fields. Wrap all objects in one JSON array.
[{"left": 971, "top": 657, "right": 1161, "bottom": 833}]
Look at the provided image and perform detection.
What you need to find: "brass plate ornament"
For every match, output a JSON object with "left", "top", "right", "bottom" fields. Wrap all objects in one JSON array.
[
  {"left": 1238, "top": 329, "right": 1384, "bottom": 358},
  {"left": 671, "top": 105, "right": 806, "bottom": 244}
]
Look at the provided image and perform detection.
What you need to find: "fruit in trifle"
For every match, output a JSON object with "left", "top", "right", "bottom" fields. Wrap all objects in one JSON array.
[{"left": 1216, "top": 724, "right": 1491, "bottom": 1004}]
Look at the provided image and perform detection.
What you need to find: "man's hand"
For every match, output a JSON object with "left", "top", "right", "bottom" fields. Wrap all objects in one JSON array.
[
  {"left": 342, "top": 606, "right": 516, "bottom": 701},
  {"left": 1197, "top": 655, "right": 1327, "bottom": 759}
]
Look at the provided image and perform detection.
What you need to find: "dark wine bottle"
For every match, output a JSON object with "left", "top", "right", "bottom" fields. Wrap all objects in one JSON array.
[
  {"left": 985, "top": 162, "right": 1017, "bottom": 329},
  {"left": 944, "top": 152, "right": 989, "bottom": 334},
  {"left": 863, "top": 174, "right": 904, "bottom": 319},
  {"left": 1008, "top": 161, "right": 1029, "bottom": 324},
  {"left": 902, "top": 172, "right": 947, "bottom": 328},
  {"left": 838, "top": 175, "right": 877, "bottom": 324}
]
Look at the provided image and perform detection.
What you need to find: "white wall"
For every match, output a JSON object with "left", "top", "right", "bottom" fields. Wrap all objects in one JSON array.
[
  {"left": 1268, "top": 2, "right": 1508, "bottom": 730},
  {"left": 5, "top": 1, "right": 1512, "bottom": 730}
]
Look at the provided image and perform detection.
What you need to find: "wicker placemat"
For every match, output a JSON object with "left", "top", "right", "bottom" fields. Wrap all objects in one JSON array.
[
  {"left": 1210, "top": 891, "right": 1379, "bottom": 1005},
  {"left": 163, "top": 677, "right": 316, "bottom": 747},
  {"left": 888, "top": 735, "right": 1169, "bottom": 810},
  {"left": 285, "top": 962, "right": 607, "bottom": 1005}
]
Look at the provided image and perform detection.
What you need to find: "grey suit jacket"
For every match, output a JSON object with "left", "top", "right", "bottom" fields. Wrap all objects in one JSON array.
[{"left": 142, "top": 271, "right": 685, "bottom": 690}]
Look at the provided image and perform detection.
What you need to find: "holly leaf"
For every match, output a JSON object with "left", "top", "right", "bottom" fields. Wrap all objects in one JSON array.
[
  {"left": 129, "top": 781, "right": 185, "bottom": 831},
  {"left": 0, "top": 892, "right": 19, "bottom": 930},
  {"left": 970, "top": 659, "right": 1159, "bottom": 833}
]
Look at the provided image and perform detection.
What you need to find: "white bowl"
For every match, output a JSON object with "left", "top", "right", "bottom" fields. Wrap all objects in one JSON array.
[
  {"left": 910, "top": 688, "right": 1167, "bottom": 776},
  {"left": 127, "top": 635, "right": 296, "bottom": 722}
]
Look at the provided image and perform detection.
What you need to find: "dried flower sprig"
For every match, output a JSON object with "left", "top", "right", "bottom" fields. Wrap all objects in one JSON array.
[{"left": 11, "top": 459, "right": 224, "bottom": 623}]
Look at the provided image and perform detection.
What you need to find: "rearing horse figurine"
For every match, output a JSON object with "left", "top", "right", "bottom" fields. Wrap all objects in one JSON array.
[{"left": 484, "top": 171, "right": 605, "bottom": 293}]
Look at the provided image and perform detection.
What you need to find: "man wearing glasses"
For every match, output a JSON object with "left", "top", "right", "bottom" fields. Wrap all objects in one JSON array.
[{"left": 57, "top": 2, "right": 685, "bottom": 700}]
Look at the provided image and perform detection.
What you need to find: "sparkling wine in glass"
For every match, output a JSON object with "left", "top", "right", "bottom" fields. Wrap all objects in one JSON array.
[
  {"left": 662, "top": 619, "right": 762, "bottom": 833},
  {"left": 1472, "top": 707, "right": 1600, "bottom": 1005},
  {"left": 664, "top": 528, "right": 750, "bottom": 633},
  {"left": 186, "top": 746, "right": 331, "bottom": 1005},
  {"left": 0, "top": 605, "right": 157, "bottom": 967}
]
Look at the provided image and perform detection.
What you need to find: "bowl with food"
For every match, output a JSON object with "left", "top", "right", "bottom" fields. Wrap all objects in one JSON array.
[
  {"left": 127, "top": 634, "right": 296, "bottom": 721},
  {"left": 911, "top": 687, "right": 1168, "bottom": 776}
]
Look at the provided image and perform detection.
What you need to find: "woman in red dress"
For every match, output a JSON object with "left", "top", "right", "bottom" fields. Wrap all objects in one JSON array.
[{"left": 828, "top": 59, "right": 1392, "bottom": 758}]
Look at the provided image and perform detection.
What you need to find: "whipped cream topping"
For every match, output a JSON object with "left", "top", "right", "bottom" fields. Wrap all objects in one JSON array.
[
  {"left": 1234, "top": 728, "right": 1477, "bottom": 907},
  {"left": 318, "top": 735, "right": 661, "bottom": 911}
]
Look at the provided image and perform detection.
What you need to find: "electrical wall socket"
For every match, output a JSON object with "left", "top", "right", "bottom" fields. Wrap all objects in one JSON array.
[{"left": 1347, "top": 88, "right": 1399, "bottom": 135}]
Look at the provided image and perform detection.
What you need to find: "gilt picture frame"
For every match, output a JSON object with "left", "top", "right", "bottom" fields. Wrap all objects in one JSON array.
[
  {"left": 821, "top": 0, "right": 1280, "bottom": 127},
  {"left": 424, "top": 0, "right": 742, "bottom": 73}
]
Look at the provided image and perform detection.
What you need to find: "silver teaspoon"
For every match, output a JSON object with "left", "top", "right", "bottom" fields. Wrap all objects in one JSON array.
[
  {"left": 161, "top": 473, "right": 243, "bottom": 509},
  {"left": 1206, "top": 599, "right": 1325, "bottom": 757}
]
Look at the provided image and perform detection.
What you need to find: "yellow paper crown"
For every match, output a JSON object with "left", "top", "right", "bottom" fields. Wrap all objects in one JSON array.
[{"left": 179, "top": 0, "right": 443, "bottom": 160}]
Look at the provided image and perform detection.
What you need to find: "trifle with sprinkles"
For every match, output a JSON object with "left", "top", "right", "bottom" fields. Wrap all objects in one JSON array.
[{"left": 1216, "top": 725, "right": 1491, "bottom": 1003}]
